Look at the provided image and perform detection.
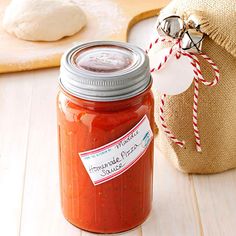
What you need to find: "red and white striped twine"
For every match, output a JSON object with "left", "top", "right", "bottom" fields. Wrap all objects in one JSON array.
[
  {"left": 147, "top": 38, "right": 180, "bottom": 73},
  {"left": 193, "top": 76, "right": 201, "bottom": 152},
  {"left": 159, "top": 94, "right": 185, "bottom": 148},
  {"left": 147, "top": 36, "right": 220, "bottom": 152}
]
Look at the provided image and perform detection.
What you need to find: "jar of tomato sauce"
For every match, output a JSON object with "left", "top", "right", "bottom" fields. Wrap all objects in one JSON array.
[{"left": 57, "top": 41, "right": 154, "bottom": 233}]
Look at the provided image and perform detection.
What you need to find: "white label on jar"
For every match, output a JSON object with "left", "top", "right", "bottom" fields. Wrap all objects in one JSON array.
[{"left": 79, "top": 115, "right": 153, "bottom": 186}]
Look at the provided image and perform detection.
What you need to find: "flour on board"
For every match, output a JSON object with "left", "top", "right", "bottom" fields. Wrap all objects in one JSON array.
[{"left": 78, "top": 0, "right": 127, "bottom": 36}]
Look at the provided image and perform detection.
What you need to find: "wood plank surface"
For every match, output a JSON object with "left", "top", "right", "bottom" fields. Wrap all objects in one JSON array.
[
  {"left": 0, "top": 73, "right": 33, "bottom": 236},
  {"left": 193, "top": 171, "right": 236, "bottom": 236}
]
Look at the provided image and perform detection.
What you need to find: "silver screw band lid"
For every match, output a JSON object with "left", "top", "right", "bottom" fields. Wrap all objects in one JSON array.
[{"left": 59, "top": 41, "right": 151, "bottom": 102}]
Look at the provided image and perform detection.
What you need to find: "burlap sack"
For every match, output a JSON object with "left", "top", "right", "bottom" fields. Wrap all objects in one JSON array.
[{"left": 154, "top": 0, "right": 236, "bottom": 173}]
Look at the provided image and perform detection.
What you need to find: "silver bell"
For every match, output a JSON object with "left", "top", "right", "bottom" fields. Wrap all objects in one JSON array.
[
  {"left": 182, "top": 29, "right": 204, "bottom": 52},
  {"left": 157, "top": 15, "right": 186, "bottom": 39}
]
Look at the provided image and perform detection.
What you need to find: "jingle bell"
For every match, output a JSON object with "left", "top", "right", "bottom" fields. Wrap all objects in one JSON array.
[
  {"left": 182, "top": 29, "right": 204, "bottom": 52},
  {"left": 157, "top": 15, "right": 186, "bottom": 39}
]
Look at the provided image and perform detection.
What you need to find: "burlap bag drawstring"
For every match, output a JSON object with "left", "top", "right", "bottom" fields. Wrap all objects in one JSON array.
[{"left": 154, "top": 0, "right": 236, "bottom": 173}]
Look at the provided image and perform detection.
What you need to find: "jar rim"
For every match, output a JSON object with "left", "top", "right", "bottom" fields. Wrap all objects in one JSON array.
[{"left": 59, "top": 41, "right": 151, "bottom": 102}]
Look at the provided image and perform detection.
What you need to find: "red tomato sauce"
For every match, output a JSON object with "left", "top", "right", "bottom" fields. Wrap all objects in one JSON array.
[{"left": 57, "top": 87, "right": 154, "bottom": 233}]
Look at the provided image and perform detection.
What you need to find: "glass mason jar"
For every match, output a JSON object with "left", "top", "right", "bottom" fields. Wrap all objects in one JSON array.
[{"left": 57, "top": 41, "right": 154, "bottom": 233}]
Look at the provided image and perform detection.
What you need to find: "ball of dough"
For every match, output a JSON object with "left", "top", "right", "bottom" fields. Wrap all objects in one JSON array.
[{"left": 2, "top": 0, "right": 87, "bottom": 41}]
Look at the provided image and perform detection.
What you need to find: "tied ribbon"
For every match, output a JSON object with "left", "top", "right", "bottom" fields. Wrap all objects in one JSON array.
[{"left": 147, "top": 37, "right": 220, "bottom": 152}]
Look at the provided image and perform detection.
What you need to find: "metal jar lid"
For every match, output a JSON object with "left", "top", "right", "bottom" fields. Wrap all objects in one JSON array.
[{"left": 59, "top": 41, "right": 151, "bottom": 102}]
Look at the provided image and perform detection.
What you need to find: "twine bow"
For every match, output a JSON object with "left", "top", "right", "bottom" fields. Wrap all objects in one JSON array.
[{"left": 147, "top": 36, "right": 220, "bottom": 152}]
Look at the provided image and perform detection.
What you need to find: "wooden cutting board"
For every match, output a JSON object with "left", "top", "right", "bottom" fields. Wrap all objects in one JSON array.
[{"left": 0, "top": 0, "right": 169, "bottom": 73}]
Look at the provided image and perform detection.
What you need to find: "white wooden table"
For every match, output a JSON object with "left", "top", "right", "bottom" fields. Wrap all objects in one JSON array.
[{"left": 1, "top": 17, "right": 236, "bottom": 236}]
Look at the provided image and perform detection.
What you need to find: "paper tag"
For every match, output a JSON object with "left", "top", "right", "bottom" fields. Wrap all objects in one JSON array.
[
  {"left": 149, "top": 47, "right": 194, "bottom": 95},
  {"left": 79, "top": 115, "right": 153, "bottom": 186}
]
